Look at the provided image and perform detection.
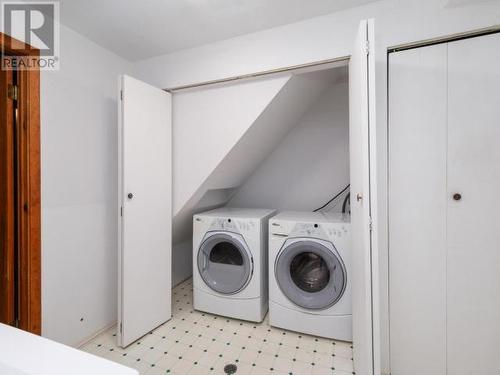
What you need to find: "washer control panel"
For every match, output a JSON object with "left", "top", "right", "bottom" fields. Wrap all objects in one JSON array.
[
  {"left": 269, "top": 221, "right": 290, "bottom": 236},
  {"left": 290, "top": 223, "right": 327, "bottom": 238},
  {"left": 270, "top": 220, "right": 349, "bottom": 240},
  {"left": 326, "top": 226, "right": 348, "bottom": 238}
]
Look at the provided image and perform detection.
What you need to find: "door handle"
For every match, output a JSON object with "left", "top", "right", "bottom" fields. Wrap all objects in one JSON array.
[
  {"left": 127, "top": 193, "right": 134, "bottom": 199},
  {"left": 356, "top": 193, "right": 363, "bottom": 202},
  {"left": 453, "top": 193, "right": 462, "bottom": 201}
]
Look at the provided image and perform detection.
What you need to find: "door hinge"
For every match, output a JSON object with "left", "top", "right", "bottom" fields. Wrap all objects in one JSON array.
[
  {"left": 120, "top": 206, "right": 123, "bottom": 217},
  {"left": 120, "top": 322, "right": 122, "bottom": 333},
  {"left": 365, "top": 40, "right": 370, "bottom": 55},
  {"left": 8, "top": 84, "right": 18, "bottom": 101},
  {"left": 369, "top": 217, "right": 373, "bottom": 232},
  {"left": 120, "top": 90, "right": 123, "bottom": 100}
]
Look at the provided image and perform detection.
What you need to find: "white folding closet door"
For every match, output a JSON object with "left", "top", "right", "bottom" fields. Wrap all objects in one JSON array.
[
  {"left": 118, "top": 75, "right": 172, "bottom": 347},
  {"left": 446, "top": 33, "right": 500, "bottom": 375},
  {"left": 389, "top": 32, "right": 500, "bottom": 375},
  {"left": 349, "top": 19, "right": 377, "bottom": 375},
  {"left": 388, "top": 44, "right": 448, "bottom": 375}
]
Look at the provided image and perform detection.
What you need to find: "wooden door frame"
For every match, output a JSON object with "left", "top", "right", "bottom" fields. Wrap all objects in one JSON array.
[{"left": 0, "top": 32, "right": 41, "bottom": 335}]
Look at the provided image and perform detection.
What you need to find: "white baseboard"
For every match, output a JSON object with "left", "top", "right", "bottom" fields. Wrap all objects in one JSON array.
[{"left": 76, "top": 321, "right": 117, "bottom": 349}]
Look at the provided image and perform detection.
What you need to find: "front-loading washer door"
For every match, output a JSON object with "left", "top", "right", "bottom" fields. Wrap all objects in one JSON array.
[
  {"left": 197, "top": 232, "right": 253, "bottom": 295},
  {"left": 275, "top": 239, "right": 346, "bottom": 310}
]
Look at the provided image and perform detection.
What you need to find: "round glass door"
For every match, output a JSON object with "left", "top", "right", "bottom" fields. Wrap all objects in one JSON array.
[
  {"left": 275, "top": 239, "right": 346, "bottom": 310},
  {"left": 197, "top": 232, "right": 252, "bottom": 295}
]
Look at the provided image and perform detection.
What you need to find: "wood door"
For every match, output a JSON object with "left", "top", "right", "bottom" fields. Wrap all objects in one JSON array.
[
  {"left": 0, "top": 33, "right": 41, "bottom": 335},
  {"left": 0, "top": 59, "right": 15, "bottom": 326},
  {"left": 118, "top": 75, "right": 172, "bottom": 347},
  {"left": 349, "top": 19, "right": 377, "bottom": 375},
  {"left": 446, "top": 32, "right": 500, "bottom": 375},
  {"left": 388, "top": 43, "right": 448, "bottom": 375}
]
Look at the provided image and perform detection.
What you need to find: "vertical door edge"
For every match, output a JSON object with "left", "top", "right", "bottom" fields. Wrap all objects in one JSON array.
[
  {"left": 117, "top": 74, "right": 125, "bottom": 347},
  {"left": 367, "top": 17, "right": 381, "bottom": 375}
]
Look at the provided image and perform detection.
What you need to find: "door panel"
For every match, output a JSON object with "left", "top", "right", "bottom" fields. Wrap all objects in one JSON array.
[
  {"left": 447, "top": 33, "right": 500, "bottom": 375},
  {"left": 388, "top": 32, "right": 500, "bottom": 374},
  {"left": 0, "top": 64, "right": 15, "bottom": 326},
  {"left": 388, "top": 44, "right": 448, "bottom": 375},
  {"left": 118, "top": 75, "right": 172, "bottom": 347},
  {"left": 349, "top": 19, "right": 376, "bottom": 375}
]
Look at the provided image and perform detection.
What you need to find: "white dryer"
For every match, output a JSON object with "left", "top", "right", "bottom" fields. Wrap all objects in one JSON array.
[
  {"left": 193, "top": 207, "right": 276, "bottom": 322},
  {"left": 268, "top": 211, "right": 352, "bottom": 341}
]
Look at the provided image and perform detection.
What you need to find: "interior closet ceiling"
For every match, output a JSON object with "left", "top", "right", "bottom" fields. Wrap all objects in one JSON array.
[{"left": 59, "top": 0, "right": 380, "bottom": 61}]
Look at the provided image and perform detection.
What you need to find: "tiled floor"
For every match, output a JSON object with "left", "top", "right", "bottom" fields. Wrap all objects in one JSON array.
[{"left": 81, "top": 278, "right": 354, "bottom": 375}]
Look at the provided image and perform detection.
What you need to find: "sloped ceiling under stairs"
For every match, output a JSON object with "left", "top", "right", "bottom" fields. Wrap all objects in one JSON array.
[{"left": 172, "top": 66, "right": 347, "bottom": 244}]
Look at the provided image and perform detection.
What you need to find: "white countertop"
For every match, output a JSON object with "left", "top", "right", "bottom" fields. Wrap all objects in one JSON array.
[{"left": 0, "top": 324, "right": 137, "bottom": 375}]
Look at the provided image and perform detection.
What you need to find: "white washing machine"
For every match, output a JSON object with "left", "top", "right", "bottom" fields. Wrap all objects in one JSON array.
[
  {"left": 193, "top": 207, "right": 276, "bottom": 322},
  {"left": 268, "top": 211, "right": 352, "bottom": 341}
]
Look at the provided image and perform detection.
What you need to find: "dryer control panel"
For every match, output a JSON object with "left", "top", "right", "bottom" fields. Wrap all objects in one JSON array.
[
  {"left": 209, "top": 217, "right": 238, "bottom": 232},
  {"left": 237, "top": 220, "right": 256, "bottom": 233},
  {"left": 206, "top": 217, "right": 257, "bottom": 234}
]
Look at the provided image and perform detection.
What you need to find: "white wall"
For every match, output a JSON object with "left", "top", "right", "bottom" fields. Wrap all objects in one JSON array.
[
  {"left": 172, "top": 76, "right": 289, "bottom": 216},
  {"left": 134, "top": 0, "right": 500, "bottom": 90},
  {"left": 41, "top": 24, "right": 132, "bottom": 346},
  {"left": 171, "top": 240, "right": 192, "bottom": 287},
  {"left": 133, "top": 1, "right": 500, "bottom": 372},
  {"left": 229, "top": 80, "right": 349, "bottom": 212}
]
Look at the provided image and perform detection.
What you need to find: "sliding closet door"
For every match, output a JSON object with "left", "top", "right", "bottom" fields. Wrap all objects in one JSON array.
[
  {"left": 349, "top": 19, "right": 377, "bottom": 375},
  {"left": 118, "top": 75, "right": 172, "bottom": 347},
  {"left": 446, "top": 33, "right": 500, "bottom": 375},
  {"left": 388, "top": 44, "right": 448, "bottom": 375}
]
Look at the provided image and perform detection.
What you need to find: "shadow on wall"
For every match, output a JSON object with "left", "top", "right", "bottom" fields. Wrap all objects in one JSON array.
[{"left": 228, "top": 79, "right": 350, "bottom": 212}]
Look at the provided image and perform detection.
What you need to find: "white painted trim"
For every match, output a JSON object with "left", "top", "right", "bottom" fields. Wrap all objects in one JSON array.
[
  {"left": 166, "top": 56, "right": 349, "bottom": 91},
  {"left": 76, "top": 322, "right": 117, "bottom": 349},
  {"left": 388, "top": 24, "right": 500, "bottom": 52}
]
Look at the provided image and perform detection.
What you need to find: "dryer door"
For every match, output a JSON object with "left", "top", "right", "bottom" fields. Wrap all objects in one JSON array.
[
  {"left": 197, "top": 232, "right": 253, "bottom": 295},
  {"left": 275, "top": 239, "right": 346, "bottom": 310}
]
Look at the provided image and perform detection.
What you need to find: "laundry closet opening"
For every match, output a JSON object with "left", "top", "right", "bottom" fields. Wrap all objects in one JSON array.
[
  {"left": 170, "top": 61, "right": 352, "bottom": 286},
  {"left": 117, "top": 20, "right": 374, "bottom": 373}
]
